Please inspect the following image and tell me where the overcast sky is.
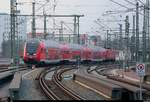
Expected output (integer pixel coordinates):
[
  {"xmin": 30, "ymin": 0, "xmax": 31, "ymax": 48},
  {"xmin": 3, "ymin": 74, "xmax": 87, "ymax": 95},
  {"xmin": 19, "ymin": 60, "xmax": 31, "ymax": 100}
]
[{"xmin": 0, "ymin": 0, "xmax": 146, "ymax": 38}]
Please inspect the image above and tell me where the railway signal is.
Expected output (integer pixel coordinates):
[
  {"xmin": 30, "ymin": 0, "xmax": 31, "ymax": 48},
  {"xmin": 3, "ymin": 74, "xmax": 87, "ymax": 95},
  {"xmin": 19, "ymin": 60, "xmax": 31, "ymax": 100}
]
[{"xmin": 136, "ymin": 63, "xmax": 145, "ymax": 77}]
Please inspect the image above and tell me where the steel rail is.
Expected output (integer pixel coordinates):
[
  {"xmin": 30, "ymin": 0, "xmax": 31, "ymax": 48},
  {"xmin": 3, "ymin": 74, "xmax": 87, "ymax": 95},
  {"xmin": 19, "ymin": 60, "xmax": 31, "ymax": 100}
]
[
  {"xmin": 39, "ymin": 69, "xmax": 60, "ymax": 100},
  {"xmin": 52, "ymin": 68, "xmax": 85, "ymax": 100},
  {"xmin": 39, "ymin": 66, "xmax": 85, "ymax": 100}
]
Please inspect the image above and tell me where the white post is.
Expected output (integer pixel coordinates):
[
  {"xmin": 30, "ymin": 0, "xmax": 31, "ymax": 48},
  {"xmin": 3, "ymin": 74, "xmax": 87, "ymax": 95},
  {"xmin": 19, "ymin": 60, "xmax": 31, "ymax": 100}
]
[
  {"xmin": 139, "ymin": 76, "xmax": 143, "ymax": 100},
  {"xmin": 122, "ymin": 61, "xmax": 124, "ymax": 78}
]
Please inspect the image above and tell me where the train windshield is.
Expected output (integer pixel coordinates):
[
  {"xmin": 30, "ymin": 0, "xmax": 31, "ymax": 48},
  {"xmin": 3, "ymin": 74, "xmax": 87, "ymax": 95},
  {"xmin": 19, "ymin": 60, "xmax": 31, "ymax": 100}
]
[{"xmin": 26, "ymin": 41, "xmax": 39, "ymax": 55}]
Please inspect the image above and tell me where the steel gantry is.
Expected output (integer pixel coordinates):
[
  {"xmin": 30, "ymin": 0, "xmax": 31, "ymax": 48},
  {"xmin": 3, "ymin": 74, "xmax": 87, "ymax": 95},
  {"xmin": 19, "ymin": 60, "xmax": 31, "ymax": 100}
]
[
  {"xmin": 18, "ymin": 14, "xmax": 83, "ymax": 44},
  {"xmin": 130, "ymin": 15, "xmax": 136, "ymax": 61}
]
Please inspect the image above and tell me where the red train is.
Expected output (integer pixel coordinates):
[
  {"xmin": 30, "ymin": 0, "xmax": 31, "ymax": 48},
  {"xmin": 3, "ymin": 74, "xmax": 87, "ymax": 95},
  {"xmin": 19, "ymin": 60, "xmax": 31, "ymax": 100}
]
[{"xmin": 23, "ymin": 39, "xmax": 117, "ymax": 65}]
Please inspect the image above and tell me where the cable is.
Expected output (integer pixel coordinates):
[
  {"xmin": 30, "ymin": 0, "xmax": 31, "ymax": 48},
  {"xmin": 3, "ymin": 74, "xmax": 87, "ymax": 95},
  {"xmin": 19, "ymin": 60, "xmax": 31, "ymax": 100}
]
[
  {"xmin": 109, "ymin": 0, "xmax": 150, "ymax": 19},
  {"xmin": 103, "ymin": 8, "xmax": 136, "ymax": 16},
  {"xmin": 94, "ymin": 20, "xmax": 112, "ymax": 30},
  {"xmin": 137, "ymin": 0, "xmax": 145, "ymax": 5},
  {"xmin": 35, "ymin": 2, "xmax": 50, "ymax": 13},
  {"xmin": 109, "ymin": 0, "xmax": 130, "ymax": 9},
  {"xmin": 124, "ymin": 0, "xmax": 136, "ymax": 6},
  {"xmin": 63, "ymin": 22, "xmax": 74, "ymax": 33}
]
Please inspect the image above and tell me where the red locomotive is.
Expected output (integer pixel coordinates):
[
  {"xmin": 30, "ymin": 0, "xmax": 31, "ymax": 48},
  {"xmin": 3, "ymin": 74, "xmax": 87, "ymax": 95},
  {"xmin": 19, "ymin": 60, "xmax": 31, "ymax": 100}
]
[{"xmin": 23, "ymin": 38, "xmax": 117, "ymax": 65}]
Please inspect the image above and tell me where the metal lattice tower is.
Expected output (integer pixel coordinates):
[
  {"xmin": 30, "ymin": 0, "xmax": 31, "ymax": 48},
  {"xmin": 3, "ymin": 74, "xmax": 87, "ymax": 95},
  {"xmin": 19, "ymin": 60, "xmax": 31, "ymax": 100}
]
[
  {"xmin": 125, "ymin": 16, "xmax": 130, "ymax": 51},
  {"xmin": 73, "ymin": 15, "xmax": 81, "ymax": 44},
  {"xmin": 143, "ymin": 5, "xmax": 147, "ymax": 62},
  {"xmin": 106, "ymin": 30, "xmax": 111, "ymax": 48},
  {"xmin": 43, "ymin": 10, "xmax": 47, "ymax": 39},
  {"xmin": 146, "ymin": 0, "xmax": 150, "ymax": 61},
  {"xmin": 119, "ymin": 24, "xmax": 123, "ymax": 50},
  {"xmin": 10, "ymin": 0, "xmax": 17, "ymax": 64},
  {"xmin": 125, "ymin": 15, "xmax": 130, "ymax": 68},
  {"xmin": 77, "ymin": 16, "xmax": 80, "ymax": 44},
  {"xmin": 73, "ymin": 16, "xmax": 77, "ymax": 43},
  {"xmin": 131, "ymin": 15, "xmax": 136, "ymax": 61},
  {"xmin": 32, "ymin": 1, "xmax": 36, "ymax": 38},
  {"xmin": 136, "ymin": 2, "xmax": 140, "ymax": 62}
]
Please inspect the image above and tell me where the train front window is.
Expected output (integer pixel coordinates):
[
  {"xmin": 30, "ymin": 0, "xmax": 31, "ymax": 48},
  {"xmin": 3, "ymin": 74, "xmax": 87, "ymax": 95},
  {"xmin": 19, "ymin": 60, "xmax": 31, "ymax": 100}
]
[{"xmin": 26, "ymin": 42, "xmax": 39, "ymax": 55}]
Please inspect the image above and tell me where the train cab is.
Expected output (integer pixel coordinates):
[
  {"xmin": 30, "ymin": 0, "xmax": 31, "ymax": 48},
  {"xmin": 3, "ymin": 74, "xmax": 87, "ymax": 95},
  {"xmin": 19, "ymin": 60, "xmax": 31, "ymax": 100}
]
[{"xmin": 23, "ymin": 39, "xmax": 41, "ymax": 64}]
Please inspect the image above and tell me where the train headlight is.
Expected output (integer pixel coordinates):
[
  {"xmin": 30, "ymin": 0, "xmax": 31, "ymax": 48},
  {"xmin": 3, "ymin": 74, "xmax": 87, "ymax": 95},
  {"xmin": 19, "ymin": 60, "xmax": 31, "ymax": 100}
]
[{"xmin": 33, "ymin": 53, "xmax": 36, "ymax": 56}]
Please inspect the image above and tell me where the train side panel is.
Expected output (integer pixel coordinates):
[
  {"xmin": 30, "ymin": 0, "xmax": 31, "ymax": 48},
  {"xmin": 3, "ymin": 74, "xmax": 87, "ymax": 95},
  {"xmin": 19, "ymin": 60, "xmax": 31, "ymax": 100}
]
[
  {"xmin": 82, "ymin": 47, "xmax": 92, "ymax": 61},
  {"xmin": 70, "ymin": 50, "xmax": 82, "ymax": 62},
  {"xmin": 60, "ymin": 44, "xmax": 72, "ymax": 61},
  {"xmin": 42, "ymin": 40, "xmax": 60, "ymax": 64}
]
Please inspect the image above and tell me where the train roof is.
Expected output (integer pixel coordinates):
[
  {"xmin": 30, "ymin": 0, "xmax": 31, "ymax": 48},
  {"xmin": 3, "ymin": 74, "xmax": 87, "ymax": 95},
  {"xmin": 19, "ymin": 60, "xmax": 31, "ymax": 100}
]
[
  {"xmin": 26, "ymin": 39, "xmax": 107, "ymax": 52},
  {"xmin": 68, "ymin": 43, "xmax": 82, "ymax": 50},
  {"xmin": 59, "ymin": 43, "xmax": 70, "ymax": 50},
  {"xmin": 27, "ymin": 38, "xmax": 40, "ymax": 43},
  {"xmin": 88, "ymin": 46, "xmax": 106, "ymax": 52},
  {"xmin": 43, "ymin": 40, "xmax": 60, "ymax": 48}
]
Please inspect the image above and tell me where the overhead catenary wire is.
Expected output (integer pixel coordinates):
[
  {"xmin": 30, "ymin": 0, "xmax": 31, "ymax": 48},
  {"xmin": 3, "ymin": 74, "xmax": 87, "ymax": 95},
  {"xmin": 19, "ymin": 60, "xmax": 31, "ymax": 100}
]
[
  {"xmin": 109, "ymin": 0, "xmax": 130, "ymax": 9},
  {"xmin": 109, "ymin": 0, "xmax": 150, "ymax": 19},
  {"xmin": 124, "ymin": 0, "xmax": 137, "ymax": 6},
  {"xmin": 94, "ymin": 20, "xmax": 112, "ymax": 31}
]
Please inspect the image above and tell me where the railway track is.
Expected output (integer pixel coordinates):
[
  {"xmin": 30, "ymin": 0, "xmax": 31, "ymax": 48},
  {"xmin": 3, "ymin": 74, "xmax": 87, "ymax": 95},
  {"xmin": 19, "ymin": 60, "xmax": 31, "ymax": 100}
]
[
  {"xmin": 0, "ymin": 65, "xmax": 29, "ymax": 102},
  {"xmin": 39, "ymin": 66, "xmax": 85, "ymax": 100},
  {"xmin": 74, "ymin": 65, "xmax": 125, "ymax": 100},
  {"xmin": 92, "ymin": 64, "xmax": 150, "ymax": 100},
  {"xmin": 0, "ymin": 65, "xmax": 27, "ymax": 73},
  {"xmin": 87, "ymin": 64, "xmax": 119, "ymax": 75},
  {"xmin": 107, "ymin": 75, "xmax": 150, "ymax": 100}
]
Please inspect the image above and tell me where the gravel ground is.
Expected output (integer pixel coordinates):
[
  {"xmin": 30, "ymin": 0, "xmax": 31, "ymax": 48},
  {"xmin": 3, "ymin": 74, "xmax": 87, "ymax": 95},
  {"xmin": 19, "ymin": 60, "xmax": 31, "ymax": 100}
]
[{"xmin": 61, "ymin": 69, "xmax": 107, "ymax": 100}]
